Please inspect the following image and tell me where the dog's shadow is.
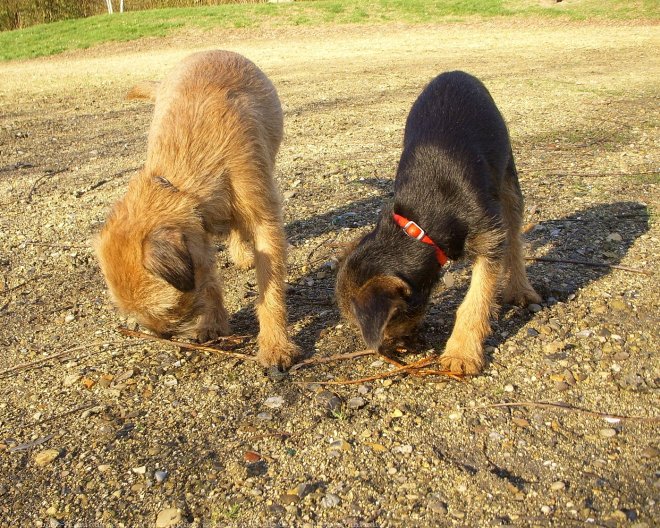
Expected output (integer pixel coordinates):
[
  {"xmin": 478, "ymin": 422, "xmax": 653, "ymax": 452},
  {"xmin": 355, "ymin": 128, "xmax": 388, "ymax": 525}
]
[{"xmin": 228, "ymin": 194, "xmax": 649, "ymax": 370}]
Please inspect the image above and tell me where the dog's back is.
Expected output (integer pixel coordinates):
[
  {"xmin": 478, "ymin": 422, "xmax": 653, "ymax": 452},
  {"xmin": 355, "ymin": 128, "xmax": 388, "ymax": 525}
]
[{"xmin": 394, "ymin": 71, "xmax": 513, "ymax": 259}]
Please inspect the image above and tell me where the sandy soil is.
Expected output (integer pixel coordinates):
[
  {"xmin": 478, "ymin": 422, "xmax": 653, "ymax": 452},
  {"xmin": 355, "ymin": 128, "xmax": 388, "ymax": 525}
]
[{"xmin": 1, "ymin": 19, "xmax": 659, "ymax": 527}]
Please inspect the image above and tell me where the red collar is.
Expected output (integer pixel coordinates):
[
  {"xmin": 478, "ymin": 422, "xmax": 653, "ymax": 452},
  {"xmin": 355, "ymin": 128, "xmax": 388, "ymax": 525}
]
[{"xmin": 392, "ymin": 213, "xmax": 449, "ymax": 267}]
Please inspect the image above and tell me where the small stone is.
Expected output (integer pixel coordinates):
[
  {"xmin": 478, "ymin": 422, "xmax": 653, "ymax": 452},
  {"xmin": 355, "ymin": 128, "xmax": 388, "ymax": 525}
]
[
  {"xmin": 550, "ymin": 481, "xmax": 566, "ymax": 491},
  {"xmin": 264, "ymin": 396, "xmax": 284, "ymax": 409},
  {"xmin": 503, "ymin": 384, "xmax": 514, "ymax": 393},
  {"xmin": 162, "ymin": 375, "xmax": 177, "ymax": 387},
  {"xmin": 364, "ymin": 442, "xmax": 387, "ymax": 452},
  {"xmin": 98, "ymin": 464, "xmax": 111, "ymax": 473},
  {"xmin": 280, "ymin": 493, "xmax": 299, "ymax": 505},
  {"xmin": 393, "ymin": 444, "xmax": 413, "ymax": 454},
  {"xmin": 641, "ymin": 446, "xmax": 659, "ymax": 459},
  {"xmin": 64, "ymin": 313, "xmax": 75, "ymax": 323},
  {"xmin": 154, "ymin": 470, "xmax": 168, "ymax": 483},
  {"xmin": 321, "ymin": 493, "xmax": 341, "ymax": 508},
  {"xmin": 600, "ymin": 428, "xmax": 617, "ymax": 438},
  {"xmin": 428, "ymin": 499, "xmax": 448, "ymax": 514},
  {"xmin": 512, "ymin": 418, "xmax": 530, "ymax": 428},
  {"xmin": 527, "ymin": 328, "xmax": 539, "ymax": 337},
  {"xmin": 347, "ymin": 397, "xmax": 365, "ymax": 409},
  {"xmin": 329, "ymin": 439, "xmax": 351, "ymax": 452},
  {"xmin": 610, "ymin": 299, "xmax": 627, "ymax": 311},
  {"xmin": 554, "ymin": 381, "xmax": 570, "ymax": 392},
  {"xmin": 132, "ymin": 465, "xmax": 146, "ymax": 475},
  {"xmin": 563, "ymin": 369, "xmax": 576, "ymax": 386},
  {"xmin": 316, "ymin": 390, "xmax": 342, "ymax": 413},
  {"xmin": 448, "ymin": 411, "xmax": 463, "ymax": 421},
  {"xmin": 266, "ymin": 367, "xmax": 288, "ymax": 382},
  {"xmin": 63, "ymin": 374, "xmax": 81, "ymax": 387},
  {"xmin": 282, "ymin": 190, "xmax": 296, "ymax": 200},
  {"xmin": 391, "ymin": 409, "xmax": 404, "ymax": 418},
  {"xmin": 34, "ymin": 449, "xmax": 60, "ymax": 466},
  {"xmin": 541, "ymin": 505, "xmax": 552, "ymax": 515},
  {"xmin": 244, "ymin": 451, "xmax": 262, "ymax": 462},
  {"xmin": 528, "ymin": 303, "xmax": 543, "ymax": 313},
  {"xmin": 155, "ymin": 507, "xmax": 181, "ymax": 528},
  {"xmin": 443, "ymin": 272, "xmax": 455, "ymax": 288},
  {"xmin": 606, "ymin": 232, "xmax": 622, "ymax": 242},
  {"xmin": 256, "ymin": 412, "xmax": 273, "ymax": 421},
  {"xmin": 357, "ymin": 385, "xmax": 369, "ymax": 395}
]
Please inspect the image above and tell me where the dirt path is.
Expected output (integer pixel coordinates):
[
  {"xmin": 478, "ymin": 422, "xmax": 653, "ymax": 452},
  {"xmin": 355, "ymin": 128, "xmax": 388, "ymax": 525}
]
[{"xmin": 1, "ymin": 20, "xmax": 659, "ymax": 527}]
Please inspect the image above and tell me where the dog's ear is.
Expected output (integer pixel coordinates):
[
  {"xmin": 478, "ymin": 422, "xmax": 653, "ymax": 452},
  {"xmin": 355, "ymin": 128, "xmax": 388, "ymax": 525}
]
[
  {"xmin": 351, "ymin": 275, "xmax": 410, "ymax": 350},
  {"xmin": 143, "ymin": 228, "xmax": 195, "ymax": 292}
]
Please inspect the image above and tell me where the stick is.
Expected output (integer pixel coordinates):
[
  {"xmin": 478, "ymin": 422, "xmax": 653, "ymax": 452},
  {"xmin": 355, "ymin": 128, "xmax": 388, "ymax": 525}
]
[
  {"xmin": 525, "ymin": 256, "xmax": 653, "ymax": 276},
  {"xmin": 0, "ymin": 274, "xmax": 52, "ymax": 296},
  {"xmin": 118, "ymin": 328, "xmax": 258, "ymax": 362},
  {"xmin": 294, "ymin": 356, "xmax": 461, "ymax": 385},
  {"xmin": 476, "ymin": 401, "xmax": 660, "ymax": 423},
  {"xmin": 289, "ymin": 349, "xmax": 377, "ymax": 372},
  {"xmin": 33, "ymin": 403, "xmax": 98, "ymax": 426},
  {"xmin": 0, "ymin": 342, "xmax": 103, "ymax": 377},
  {"xmin": 25, "ymin": 167, "xmax": 68, "ymax": 202}
]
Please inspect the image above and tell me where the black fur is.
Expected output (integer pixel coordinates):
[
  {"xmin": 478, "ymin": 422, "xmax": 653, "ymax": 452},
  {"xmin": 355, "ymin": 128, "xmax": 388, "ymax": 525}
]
[{"xmin": 337, "ymin": 70, "xmax": 517, "ymax": 350}]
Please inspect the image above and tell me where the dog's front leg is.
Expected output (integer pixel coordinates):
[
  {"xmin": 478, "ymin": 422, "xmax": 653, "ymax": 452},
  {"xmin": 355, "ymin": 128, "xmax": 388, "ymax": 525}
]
[
  {"xmin": 197, "ymin": 273, "xmax": 230, "ymax": 341},
  {"xmin": 252, "ymin": 222, "xmax": 300, "ymax": 368},
  {"xmin": 440, "ymin": 256, "xmax": 502, "ymax": 374}
]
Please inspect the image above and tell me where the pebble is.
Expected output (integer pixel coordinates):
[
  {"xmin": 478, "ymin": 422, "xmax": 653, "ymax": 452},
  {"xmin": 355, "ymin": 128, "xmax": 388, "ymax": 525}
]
[
  {"xmin": 528, "ymin": 303, "xmax": 543, "ymax": 313},
  {"xmin": 132, "ymin": 465, "xmax": 146, "ymax": 475},
  {"xmin": 34, "ymin": 449, "xmax": 60, "ymax": 466},
  {"xmin": 503, "ymin": 384, "xmax": 514, "ymax": 393},
  {"xmin": 347, "ymin": 397, "xmax": 366, "ymax": 409},
  {"xmin": 428, "ymin": 499, "xmax": 448, "ymax": 514},
  {"xmin": 256, "ymin": 412, "xmax": 273, "ymax": 421},
  {"xmin": 448, "ymin": 411, "xmax": 463, "ymax": 421},
  {"xmin": 266, "ymin": 367, "xmax": 288, "ymax": 382},
  {"xmin": 550, "ymin": 481, "xmax": 566, "ymax": 491},
  {"xmin": 393, "ymin": 444, "xmax": 413, "ymax": 454},
  {"xmin": 97, "ymin": 464, "xmax": 111, "ymax": 473},
  {"xmin": 541, "ymin": 505, "xmax": 552, "ymax": 514},
  {"xmin": 264, "ymin": 396, "xmax": 284, "ymax": 409},
  {"xmin": 63, "ymin": 373, "xmax": 81, "ymax": 387},
  {"xmin": 563, "ymin": 370, "xmax": 576, "ymax": 386},
  {"xmin": 316, "ymin": 390, "xmax": 342, "ymax": 413},
  {"xmin": 391, "ymin": 409, "xmax": 404, "ymax": 418},
  {"xmin": 357, "ymin": 385, "xmax": 369, "ymax": 395},
  {"xmin": 280, "ymin": 493, "xmax": 299, "ymax": 505},
  {"xmin": 527, "ymin": 328, "xmax": 539, "ymax": 337},
  {"xmin": 600, "ymin": 428, "xmax": 617, "ymax": 438},
  {"xmin": 321, "ymin": 493, "xmax": 341, "ymax": 508},
  {"xmin": 554, "ymin": 381, "xmax": 570, "ymax": 392},
  {"xmin": 329, "ymin": 439, "xmax": 351, "ymax": 452},
  {"xmin": 64, "ymin": 313, "xmax": 75, "ymax": 323},
  {"xmin": 154, "ymin": 470, "xmax": 168, "ymax": 483},
  {"xmin": 244, "ymin": 451, "xmax": 262, "ymax": 463},
  {"xmin": 162, "ymin": 375, "xmax": 177, "ymax": 388},
  {"xmin": 641, "ymin": 446, "xmax": 659, "ymax": 459},
  {"xmin": 155, "ymin": 508, "xmax": 181, "ymax": 528}
]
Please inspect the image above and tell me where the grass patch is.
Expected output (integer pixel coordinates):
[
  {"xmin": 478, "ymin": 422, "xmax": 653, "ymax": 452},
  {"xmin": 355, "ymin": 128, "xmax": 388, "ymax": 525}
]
[{"xmin": 0, "ymin": 0, "xmax": 657, "ymax": 61}]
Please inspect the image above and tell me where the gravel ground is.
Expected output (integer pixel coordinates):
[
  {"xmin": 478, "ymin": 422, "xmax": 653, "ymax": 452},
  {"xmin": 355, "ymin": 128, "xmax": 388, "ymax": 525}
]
[{"xmin": 0, "ymin": 19, "xmax": 659, "ymax": 528}]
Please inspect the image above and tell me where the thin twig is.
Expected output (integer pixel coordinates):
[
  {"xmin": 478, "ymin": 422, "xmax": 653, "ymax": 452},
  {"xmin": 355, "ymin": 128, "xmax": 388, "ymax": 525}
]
[
  {"xmin": 525, "ymin": 256, "xmax": 653, "ymax": 276},
  {"xmin": 25, "ymin": 167, "xmax": 69, "ymax": 203},
  {"xmin": 118, "ymin": 328, "xmax": 258, "ymax": 362},
  {"xmin": 289, "ymin": 349, "xmax": 377, "ymax": 372},
  {"xmin": 293, "ymin": 355, "xmax": 461, "ymax": 385},
  {"xmin": 476, "ymin": 401, "xmax": 660, "ymax": 423},
  {"xmin": 0, "ymin": 274, "xmax": 52, "ymax": 296},
  {"xmin": 34, "ymin": 403, "xmax": 98, "ymax": 426},
  {"xmin": 0, "ymin": 342, "xmax": 105, "ymax": 377}
]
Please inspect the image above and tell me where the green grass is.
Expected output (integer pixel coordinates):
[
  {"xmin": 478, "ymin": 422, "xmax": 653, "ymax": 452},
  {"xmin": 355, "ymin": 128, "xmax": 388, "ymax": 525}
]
[{"xmin": 1, "ymin": 0, "xmax": 657, "ymax": 61}]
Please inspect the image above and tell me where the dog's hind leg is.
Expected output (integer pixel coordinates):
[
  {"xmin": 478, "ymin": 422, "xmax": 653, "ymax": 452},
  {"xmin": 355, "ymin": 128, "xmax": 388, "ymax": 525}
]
[
  {"xmin": 228, "ymin": 226, "xmax": 254, "ymax": 270},
  {"xmin": 440, "ymin": 254, "xmax": 502, "ymax": 375},
  {"xmin": 501, "ymin": 157, "xmax": 542, "ymax": 306}
]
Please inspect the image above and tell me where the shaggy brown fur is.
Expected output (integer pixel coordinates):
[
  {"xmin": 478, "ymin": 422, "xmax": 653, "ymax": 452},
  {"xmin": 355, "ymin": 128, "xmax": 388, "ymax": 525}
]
[
  {"xmin": 336, "ymin": 71, "xmax": 541, "ymax": 375},
  {"xmin": 95, "ymin": 50, "xmax": 299, "ymax": 368}
]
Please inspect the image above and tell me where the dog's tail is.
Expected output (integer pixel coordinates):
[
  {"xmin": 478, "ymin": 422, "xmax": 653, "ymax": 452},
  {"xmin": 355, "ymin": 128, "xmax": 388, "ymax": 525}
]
[{"xmin": 126, "ymin": 81, "xmax": 159, "ymax": 102}]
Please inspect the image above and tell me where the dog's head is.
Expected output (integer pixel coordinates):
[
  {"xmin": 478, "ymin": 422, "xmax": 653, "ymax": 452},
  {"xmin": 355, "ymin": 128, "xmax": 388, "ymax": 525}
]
[
  {"xmin": 336, "ymin": 235, "xmax": 428, "ymax": 350},
  {"xmin": 95, "ymin": 200, "xmax": 201, "ymax": 337}
]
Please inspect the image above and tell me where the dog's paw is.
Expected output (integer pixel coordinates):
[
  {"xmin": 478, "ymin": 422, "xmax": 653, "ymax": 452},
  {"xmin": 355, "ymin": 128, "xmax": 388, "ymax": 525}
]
[
  {"xmin": 503, "ymin": 285, "xmax": 542, "ymax": 306},
  {"xmin": 257, "ymin": 338, "xmax": 301, "ymax": 369},
  {"xmin": 196, "ymin": 320, "xmax": 230, "ymax": 343},
  {"xmin": 439, "ymin": 352, "xmax": 484, "ymax": 375}
]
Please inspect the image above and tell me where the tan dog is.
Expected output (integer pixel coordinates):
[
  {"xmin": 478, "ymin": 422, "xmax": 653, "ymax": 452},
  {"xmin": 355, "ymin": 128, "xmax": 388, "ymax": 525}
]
[{"xmin": 95, "ymin": 50, "xmax": 299, "ymax": 368}]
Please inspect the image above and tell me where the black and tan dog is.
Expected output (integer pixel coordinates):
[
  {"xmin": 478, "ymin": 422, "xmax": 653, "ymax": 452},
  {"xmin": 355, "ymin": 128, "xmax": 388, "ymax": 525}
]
[{"xmin": 336, "ymin": 71, "xmax": 541, "ymax": 374}]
